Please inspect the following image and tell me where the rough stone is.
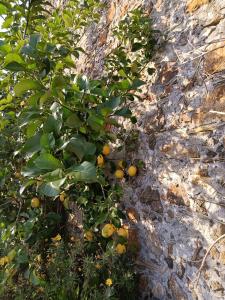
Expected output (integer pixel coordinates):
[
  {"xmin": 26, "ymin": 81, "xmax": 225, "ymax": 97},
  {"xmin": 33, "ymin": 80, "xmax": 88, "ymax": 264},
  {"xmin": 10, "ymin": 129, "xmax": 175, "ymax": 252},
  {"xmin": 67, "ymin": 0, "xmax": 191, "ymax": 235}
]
[
  {"xmin": 166, "ymin": 184, "xmax": 190, "ymax": 206},
  {"xmin": 186, "ymin": 0, "xmax": 210, "ymax": 13},
  {"xmin": 168, "ymin": 273, "xmax": 188, "ymax": 300},
  {"xmin": 126, "ymin": 207, "xmax": 139, "ymax": 223},
  {"xmin": 152, "ymin": 282, "xmax": 165, "ymax": 299},
  {"xmin": 204, "ymin": 46, "xmax": 225, "ymax": 74}
]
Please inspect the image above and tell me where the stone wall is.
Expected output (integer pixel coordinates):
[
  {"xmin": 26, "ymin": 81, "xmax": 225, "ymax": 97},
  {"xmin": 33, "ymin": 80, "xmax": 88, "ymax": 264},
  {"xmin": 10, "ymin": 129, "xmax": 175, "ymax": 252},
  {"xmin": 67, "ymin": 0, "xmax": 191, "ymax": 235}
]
[{"xmin": 78, "ymin": 0, "xmax": 225, "ymax": 299}]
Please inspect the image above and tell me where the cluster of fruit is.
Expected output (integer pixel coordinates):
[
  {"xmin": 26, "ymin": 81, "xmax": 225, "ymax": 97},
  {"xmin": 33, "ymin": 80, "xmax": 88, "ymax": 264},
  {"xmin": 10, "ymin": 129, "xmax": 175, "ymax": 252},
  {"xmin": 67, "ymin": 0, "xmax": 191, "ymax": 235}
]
[
  {"xmin": 97, "ymin": 144, "xmax": 138, "ymax": 179},
  {"xmin": 85, "ymin": 223, "xmax": 128, "ymax": 255}
]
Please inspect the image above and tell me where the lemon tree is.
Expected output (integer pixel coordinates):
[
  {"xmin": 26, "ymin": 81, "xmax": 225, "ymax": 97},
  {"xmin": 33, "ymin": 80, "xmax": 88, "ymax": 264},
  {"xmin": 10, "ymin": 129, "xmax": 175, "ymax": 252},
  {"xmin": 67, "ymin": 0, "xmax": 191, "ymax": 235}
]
[{"xmin": 0, "ymin": 1, "xmax": 157, "ymax": 299}]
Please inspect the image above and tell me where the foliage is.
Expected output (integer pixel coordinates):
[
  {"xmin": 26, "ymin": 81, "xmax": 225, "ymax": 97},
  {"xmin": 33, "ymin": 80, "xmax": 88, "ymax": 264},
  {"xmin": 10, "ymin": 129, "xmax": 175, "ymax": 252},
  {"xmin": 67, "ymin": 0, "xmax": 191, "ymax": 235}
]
[{"xmin": 0, "ymin": 1, "xmax": 157, "ymax": 299}]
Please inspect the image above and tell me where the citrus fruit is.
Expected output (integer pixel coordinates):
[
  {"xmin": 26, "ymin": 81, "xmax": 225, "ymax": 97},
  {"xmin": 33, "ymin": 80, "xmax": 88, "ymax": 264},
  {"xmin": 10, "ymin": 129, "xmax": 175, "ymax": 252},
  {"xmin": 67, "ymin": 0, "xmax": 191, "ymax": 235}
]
[
  {"xmin": 116, "ymin": 243, "xmax": 126, "ymax": 254},
  {"xmin": 127, "ymin": 165, "xmax": 137, "ymax": 177},
  {"xmin": 59, "ymin": 192, "xmax": 66, "ymax": 202},
  {"xmin": 117, "ymin": 227, "xmax": 128, "ymax": 239},
  {"xmin": 102, "ymin": 144, "xmax": 110, "ymax": 156},
  {"xmin": 84, "ymin": 230, "xmax": 93, "ymax": 241},
  {"xmin": 105, "ymin": 278, "xmax": 113, "ymax": 286},
  {"xmin": 101, "ymin": 224, "xmax": 115, "ymax": 238},
  {"xmin": 97, "ymin": 154, "xmax": 104, "ymax": 166},
  {"xmin": 114, "ymin": 169, "xmax": 124, "ymax": 179},
  {"xmin": 31, "ymin": 197, "xmax": 40, "ymax": 208}
]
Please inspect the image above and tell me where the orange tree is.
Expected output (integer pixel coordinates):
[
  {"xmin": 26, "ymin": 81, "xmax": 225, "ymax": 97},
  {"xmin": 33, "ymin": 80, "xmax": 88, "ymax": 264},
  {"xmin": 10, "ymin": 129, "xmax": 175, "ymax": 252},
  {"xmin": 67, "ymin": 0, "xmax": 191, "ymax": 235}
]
[{"xmin": 0, "ymin": 1, "xmax": 157, "ymax": 299}]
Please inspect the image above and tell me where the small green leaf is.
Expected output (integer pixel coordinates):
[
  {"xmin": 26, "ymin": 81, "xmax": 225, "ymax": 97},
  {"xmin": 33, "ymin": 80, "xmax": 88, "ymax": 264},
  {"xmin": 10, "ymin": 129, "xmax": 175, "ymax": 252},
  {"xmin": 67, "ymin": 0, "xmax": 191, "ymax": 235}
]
[
  {"xmin": 22, "ymin": 133, "xmax": 41, "ymax": 155},
  {"xmin": 131, "ymin": 79, "xmax": 145, "ymax": 89},
  {"xmin": 147, "ymin": 67, "xmax": 156, "ymax": 75},
  {"xmin": 114, "ymin": 107, "xmax": 132, "ymax": 117},
  {"xmin": 29, "ymin": 33, "xmax": 41, "ymax": 49},
  {"xmin": 43, "ymin": 115, "xmax": 62, "ymax": 135},
  {"xmin": 87, "ymin": 114, "xmax": 104, "ymax": 131},
  {"xmin": 0, "ymin": 3, "xmax": 7, "ymax": 15},
  {"xmin": 20, "ymin": 180, "xmax": 36, "ymax": 195},
  {"xmin": 67, "ymin": 161, "xmax": 97, "ymax": 182},
  {"xmin": 14, "ymin": 80, "xmax": 43, "ymax": 97},
  {"xmin": 4, "ymin": 62, "xmax": 25, "ymax": 71},
  {"xmin": 40, "ymin": 133, "xmax": 55, "ymax": 150},
  {"xmin": 65, "ymin": 114, "xmax": 82, "ymax": 128},
  {"xmin": 38, "ymin": 178, "xmax": 66, "ymax": 197},
  {"xmin": 34, "ymin": 153, "xmax": 63, "ymax": 171}
]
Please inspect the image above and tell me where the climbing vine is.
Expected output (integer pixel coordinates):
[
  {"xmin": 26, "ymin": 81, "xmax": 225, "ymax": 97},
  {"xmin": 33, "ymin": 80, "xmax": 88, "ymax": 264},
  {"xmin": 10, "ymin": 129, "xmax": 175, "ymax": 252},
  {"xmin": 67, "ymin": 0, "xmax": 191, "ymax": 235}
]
[{"xmin": 0, "ymin": 1, "xmax": 157, "ymax": 299}]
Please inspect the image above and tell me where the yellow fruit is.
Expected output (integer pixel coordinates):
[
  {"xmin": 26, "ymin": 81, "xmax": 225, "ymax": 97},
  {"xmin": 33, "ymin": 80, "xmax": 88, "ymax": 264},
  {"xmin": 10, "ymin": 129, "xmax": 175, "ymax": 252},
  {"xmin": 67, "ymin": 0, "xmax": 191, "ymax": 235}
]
[
  {"xmin": 0, "ymin": 256, "xmax": 9, "ymax": 266},
  {"xmin": 102, "ymin": 144, "xmax": 110, "ymax": 156},
  {"xmin": 116, "ymin": 243, "xmax": 126, "ymax": 255},
  {"xmin": 95, "ymin": 263, "xmax": 101, "ymax": 269},
  {"xmin": 84, "ymin": 230, "xmax": 93, "ymax": 241},
  {"xmin": 117, "ymin": 160, "xmax": 125, "ymax": 169},
  {"xmin": 51, "ymin": 234, "xmax": 61, "ymax": 242},
  {"xmin": 127, "ymin": 165, "xmax": 137, "ymax": 177},
  {"xmin": 97, "ymin": 154, "xmax": 104, "ymax": 166},
  {"xmin": 114, "ymin": 169, "xmax": 124, "ymax": 179},
  {"xmin": 117, "ymin": 228, "xmax": 128, "ymax": 239},
  {"xmin": 31, "ymin": 197, "xmax": 40, "ymax": 208},
  {"xmin": 105, "ymin": 278, "xmax": 113, "ymax": 286},
  {"xmin": 101, "ymin": 224, "xmax": 115, "ymax": 238},
  {"xmin": 59, "ymin": 192, "xmax": 66, "ymax": 202},
  {"xmin": 14, "ymin": 172, "xmax": 21, "ymax": 179}
]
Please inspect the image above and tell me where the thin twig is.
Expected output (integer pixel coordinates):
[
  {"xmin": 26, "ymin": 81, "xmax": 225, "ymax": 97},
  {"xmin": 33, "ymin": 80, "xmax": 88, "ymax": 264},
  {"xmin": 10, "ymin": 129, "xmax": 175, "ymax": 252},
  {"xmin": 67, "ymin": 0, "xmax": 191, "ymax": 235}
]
[
  {"xmin": 193, "ymin": 234, "xmax": 225, "ymax": 287},
  {"xmin": 23, "ymin": 0, "xmax": 31, "ymax": 39}
]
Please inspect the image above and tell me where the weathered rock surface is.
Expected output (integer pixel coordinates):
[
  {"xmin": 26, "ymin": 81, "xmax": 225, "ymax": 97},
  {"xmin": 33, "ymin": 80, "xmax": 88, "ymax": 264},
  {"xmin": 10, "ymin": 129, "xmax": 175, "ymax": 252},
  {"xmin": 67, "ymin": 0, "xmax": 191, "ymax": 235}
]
[{"xmin": 78, "ymin": 0, "xmax": 225, "ymax": 299}]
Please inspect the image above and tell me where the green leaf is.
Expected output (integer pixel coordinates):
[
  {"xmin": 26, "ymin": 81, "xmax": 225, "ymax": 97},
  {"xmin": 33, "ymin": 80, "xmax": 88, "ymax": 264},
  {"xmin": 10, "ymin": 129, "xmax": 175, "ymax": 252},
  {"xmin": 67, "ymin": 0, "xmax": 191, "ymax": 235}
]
[
  {"xmin": 22, "ymin": 133, "xmax": 41, "ymax": 155},
  {"xmin": 147, "ymin": 67, "xmax": 156, "ymax": 75},
  {"xmin": 14, "ymin": 80, "xmax": 43, "ymax": 97},
  {"xmin": 5, "ymin": 53, "xmax": 24, "ymax": 65},
  {"xmin": 87, "ymin": 114, "xmax": 104, "ymax": 131},
  {"xmin": 4, "ymin": 62, "xmax": 25, "ymax": 71},
  {"xmin": 131, "ymin": 42, "xmax": 143, "ymax": 52},
  {"xmin": 67, "ymin": 161, "xmax": 97, "ymax": 182},
  {"xmin": 40, "ymin": 133, "xmax": 55, "ymax": 150},
  {"xmin": 41, "ymin": 169, "xmax": 64, "ymax": 182},
  {"xmin": 65, "ymin": 114, "xmax": 82, "ymax": 128},
  {"xmin": 29, "ymin": 33, "xmax": 41, "ymax": 49},
  {"xmin": 65, "ymin": 136, "xmax": 96, "ymax": 160},
  {"xmin": 34, "ymin": 153, "xmax": 63, "ymax": 171},
  {"xmin": 2, "ymin": 16, "xmax": 13, "ymax": 28},
  {"xmin": 20, "ymin": 180, "xmax": 36, "ymax": 195},
  {"xmin": 38, "ymin": 178, "xmax": 66, "ymax": 197},
  {"xmin": 114, "ymin": 107, "xmax": 132, "ymax": 117},
  {"xmin": 0, "ymin": 3, "xmax": 7, "ymax": 15},
  {"xmin": 131, "ymin": 79, "xmax": 145, "ymax": 89},
  {"xmin": 118, "ymin": 79, "xmax": 130, "ymax": 91},
  {"xmin": 43, "ymin": 115, "xmax": 62, "ymax": 135},
  {"xmin": 100, "ymin": 97, "xmax": 121, "ymax": 111}
]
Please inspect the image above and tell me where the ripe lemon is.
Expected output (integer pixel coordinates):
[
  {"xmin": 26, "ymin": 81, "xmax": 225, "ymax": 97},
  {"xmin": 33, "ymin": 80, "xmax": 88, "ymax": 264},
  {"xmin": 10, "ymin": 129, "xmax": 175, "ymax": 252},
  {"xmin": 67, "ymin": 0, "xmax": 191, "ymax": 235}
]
[
  {"xmin": 105, "ymin": 278, "xmax": 113, "ymax": 286},
  {"xmin": 14, "ymin": 172, "xmax": 21, "ymax": 179},
  {"xmin": 59, "ymin": 192, "xmax": 66, "ymax": 202},
  {"xmin": 102, "ymin": 144, "xmax": 110, "ymax": 156},
  {"xmin": 31, "ymin": 197, "xmax": 40, "ymax": 208},
  {"xmin": 95, "ymin": 263, "xmax": 102, "ymax": 270},
  {"xmin": 97, "ymin": 154, "xmax": 104, "ymax": 166},
  {"xmin": 51, "ymin": 234, "xmax": 61, "ymax": 242},
  {"xmin": 116, "ymin": 243, "xmax": 126, "ymax": 254},
  {"xmin": 117, "ymin": 228, "xmax": 128, "ymax": 239},
  {"xmin": 127, "ymin": 165, "xmax": 137, "ymax": 177},
  {"xmin": 114, "ymin": 169, "xmax": 124, "ymax": 179},
  {"xmin": 102, "ymin": 224, "xmax": 115, "ymax": 238},
  {"xmin": 84, "ymin": 230, "xmax": 93, "ymax": 241}
]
